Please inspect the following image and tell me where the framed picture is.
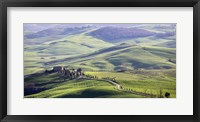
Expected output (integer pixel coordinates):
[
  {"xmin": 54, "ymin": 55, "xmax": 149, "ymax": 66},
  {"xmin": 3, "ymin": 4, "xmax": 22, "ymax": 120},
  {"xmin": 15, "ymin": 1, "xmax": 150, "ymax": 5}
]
[{"xmin": 0, "ymin": 0, "xmax": 199, "ymax": 121}]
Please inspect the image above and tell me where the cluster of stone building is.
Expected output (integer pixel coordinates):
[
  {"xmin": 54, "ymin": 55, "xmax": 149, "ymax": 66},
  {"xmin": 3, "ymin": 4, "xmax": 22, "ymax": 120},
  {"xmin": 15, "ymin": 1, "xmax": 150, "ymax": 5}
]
[{"xmin": 46, "ymin": 66, "xmax": 83, "ymax": 79}]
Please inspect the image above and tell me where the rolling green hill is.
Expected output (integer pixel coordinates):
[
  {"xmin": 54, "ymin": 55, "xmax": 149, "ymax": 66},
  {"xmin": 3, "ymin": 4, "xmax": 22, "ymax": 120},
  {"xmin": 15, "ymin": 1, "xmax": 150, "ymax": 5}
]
[
  {"xmin": 25, "ymin": 75, "xmax": 144, "ymax": 98},
  {"xmin": 154, "ymin": 41, "xmax": 176, "ymax": 48},
  {"xmin": 24, "ymin": 69, "xmax": 176, "ymax": 98},
  {"xmin": 24, "ymin": 30, "xmax": 114, "ymax": 74},
  {"xmin": 45, "ymin": 44, "xmax": 176, "ymax": 71}
]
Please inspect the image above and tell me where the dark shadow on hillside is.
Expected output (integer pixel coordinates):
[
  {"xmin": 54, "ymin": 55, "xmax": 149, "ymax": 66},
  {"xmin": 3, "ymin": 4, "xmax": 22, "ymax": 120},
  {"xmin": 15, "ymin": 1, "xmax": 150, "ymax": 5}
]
[
  {"xmin": 24, "ymin": 88, "xmax": 48, "ymax": 96},
  {"xmin": 58, "ymin": 89, "xmax": 115, "ymax": 98}
]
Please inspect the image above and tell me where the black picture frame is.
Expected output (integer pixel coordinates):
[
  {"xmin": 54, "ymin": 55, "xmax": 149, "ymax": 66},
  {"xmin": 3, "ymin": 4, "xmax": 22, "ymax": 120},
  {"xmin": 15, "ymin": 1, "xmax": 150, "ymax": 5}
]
[{"xmin": 0, "ymin": 0, "xmax": 199, "ymax": 122}]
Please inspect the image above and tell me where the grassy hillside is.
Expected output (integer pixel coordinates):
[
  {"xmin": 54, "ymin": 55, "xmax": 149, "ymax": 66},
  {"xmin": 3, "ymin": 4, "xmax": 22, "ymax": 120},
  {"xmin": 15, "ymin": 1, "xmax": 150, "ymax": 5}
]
[
  {"xmin": 25, "ymin": 75, "xmax": 144, "ymax": 98},
  {"xmin": 25, "ymin": 69, "xmax": 176, "ymax": 98},
  {"xmin": 88, "ymin": 27, "xmax": 155, "ymax": 42},
  {"xmin": 85, "ymin": 69, "xmax": 176, "ymax": 98},
  {"xmin": 24, "ymin": 30, "xmax": 114, "ymax": 75},
  {"xmin": 154, "ymin": 41, "xmax": 176, "ymax": 48},
  {"xmin": 45, "ymin": 44, "xmax": 176, "ymax": 71}
]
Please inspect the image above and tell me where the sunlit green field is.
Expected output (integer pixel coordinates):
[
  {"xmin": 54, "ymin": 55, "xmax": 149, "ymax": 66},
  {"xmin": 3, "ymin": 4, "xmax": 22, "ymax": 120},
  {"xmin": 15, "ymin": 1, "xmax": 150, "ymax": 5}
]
[
  {"xmin": 27, "ymin": 82, "xmax": 144, "ymax": 98},
  {"xmin": 85, "ymin": 70, "xmax": 176, "ymax": 98},
  {"xmin": 25, "ymin": 69, "xmax": 176, "ymax": 98}
]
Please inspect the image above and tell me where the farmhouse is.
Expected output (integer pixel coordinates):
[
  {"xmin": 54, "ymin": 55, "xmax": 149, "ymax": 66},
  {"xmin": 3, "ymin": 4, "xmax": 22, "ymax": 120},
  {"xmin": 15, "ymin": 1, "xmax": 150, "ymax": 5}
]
[
  {"xmin": 53, "ymin": 66, "xmax": 62, "ymax": 72},
  {"xmin": 50, "ymin": 66, "xmax": 83, "ymax": 79},
  {"xmin": 63, "ymin": 68, "xmax": 71, "ymax": 76}
]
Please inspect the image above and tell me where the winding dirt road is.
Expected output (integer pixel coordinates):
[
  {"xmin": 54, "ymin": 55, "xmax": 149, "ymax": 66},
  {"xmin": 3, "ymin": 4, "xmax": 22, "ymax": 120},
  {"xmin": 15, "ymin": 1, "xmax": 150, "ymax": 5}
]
[
  {"xmin": 105, "ymin": 79, "xmax": 156, "ymax": 97},
  {"xmin": 88, "ymin": 78, "xmax": 157, "ymax": 97}
]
